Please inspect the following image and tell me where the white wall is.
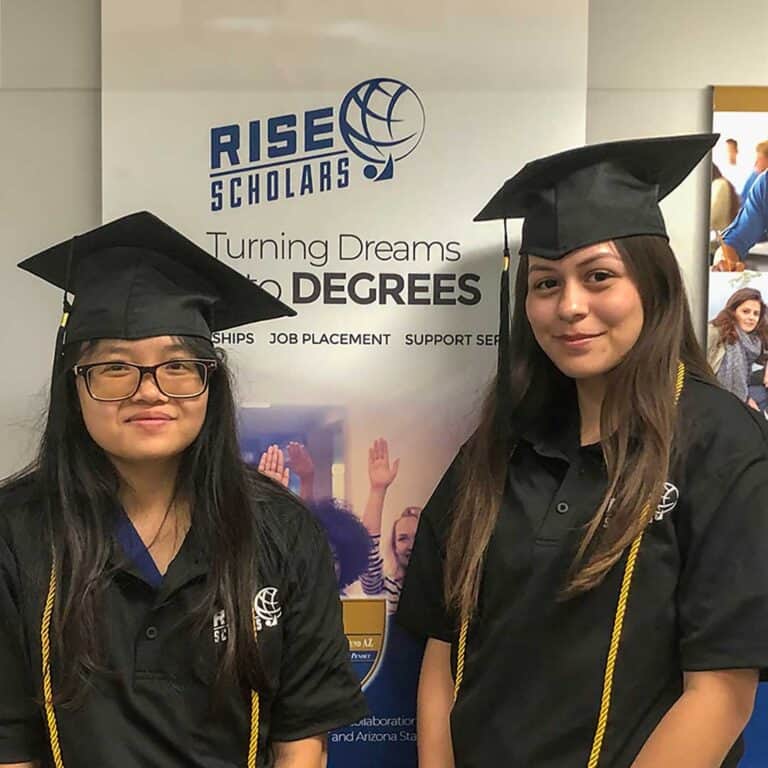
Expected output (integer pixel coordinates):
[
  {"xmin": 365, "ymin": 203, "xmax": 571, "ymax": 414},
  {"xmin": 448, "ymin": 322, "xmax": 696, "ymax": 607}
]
[
  {"xmin": 0, "ymin": 0, "xmax": 101, "ymax": 477},
  {"xmin": 586, "ymin": 0, "xmax": 768, "ymax": 333}
]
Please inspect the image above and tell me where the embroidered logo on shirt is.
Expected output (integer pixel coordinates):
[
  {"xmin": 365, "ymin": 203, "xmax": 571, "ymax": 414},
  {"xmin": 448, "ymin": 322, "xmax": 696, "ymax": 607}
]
[
  {"xmin": 254, "ymin": 586, "xmax": 282, "ymax": 631},
  {"xmin": 653, "ymin": 482, "xmax": 679, "ymax": 521},
  {"xmin": 212, "ymin": 608, "xmax": 229, "ymax": 644}
]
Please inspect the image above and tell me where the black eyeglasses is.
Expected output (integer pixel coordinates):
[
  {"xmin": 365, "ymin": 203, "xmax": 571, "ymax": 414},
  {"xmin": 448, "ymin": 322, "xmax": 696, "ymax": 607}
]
[{"xmin": 73, "ymin": 359, "xmax": 218, "ymax": 402}]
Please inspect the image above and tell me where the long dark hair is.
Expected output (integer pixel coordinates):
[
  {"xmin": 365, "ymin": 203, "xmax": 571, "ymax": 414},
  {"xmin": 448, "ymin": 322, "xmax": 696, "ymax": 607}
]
[
  {"xmin": 1, "ymin": 335, "xmax": 296, "ymax": 702},
  {"xmin": 712, "ymin": 287, "xmax": 768, "ymax": 347},
  {"xmin": 445, "ymin": 235, "xmax": 716, "ymax": 620},
  {"xmin": 308, "ymin": 497, "xmax": 370, "ymax": 589}
]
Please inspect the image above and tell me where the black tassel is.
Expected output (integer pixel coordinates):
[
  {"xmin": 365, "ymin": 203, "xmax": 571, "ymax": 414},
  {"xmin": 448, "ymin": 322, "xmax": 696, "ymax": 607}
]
[
  {"xmin": 50, "ymin": 236, "xmax": 76, "ymax": 383},
  {"xmin": 495, "ymin": 220, "xmax": 511, "ymax": 446},
  {"xmin": 50, "ymin": 298, "xmax": 72, "ymax": 387}
]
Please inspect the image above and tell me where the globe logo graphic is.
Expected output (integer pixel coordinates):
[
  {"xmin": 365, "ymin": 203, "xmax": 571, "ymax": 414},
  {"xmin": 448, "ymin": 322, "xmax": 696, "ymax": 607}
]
[
  {"xmin": 654, "ymin": 482, "xmax": 679, "ymax": 520},
  {"xmin": 254, "ymin": 586, "xmax": 282, "ymax": 626},
  {"xmin": 339, "ymin": 78, "xmax": 426, "ymax": 181}
]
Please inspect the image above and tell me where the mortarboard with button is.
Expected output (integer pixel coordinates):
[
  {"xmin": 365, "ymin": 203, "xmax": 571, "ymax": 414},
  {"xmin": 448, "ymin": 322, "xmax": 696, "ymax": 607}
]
[
  {"xmin": 473, "ymin": 133, "xmax": 719, "ymax": 440},
  {"xmin": 17, "ymin": 211, "xmax": 296, "ymax": 372}
]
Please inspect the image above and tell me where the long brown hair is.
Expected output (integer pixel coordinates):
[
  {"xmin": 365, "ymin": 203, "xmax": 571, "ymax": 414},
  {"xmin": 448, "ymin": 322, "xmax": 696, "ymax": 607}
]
[
  {"xmin": 444, "ymin": 235, "xmax": 715, "ymax": 620},
  {"xmin": 711, "ymin": 164, "xmax": 740, "ymax": 224},
  {"xmin": 712, "ymin": 287, "xmax": 768, "ymax": 347}
]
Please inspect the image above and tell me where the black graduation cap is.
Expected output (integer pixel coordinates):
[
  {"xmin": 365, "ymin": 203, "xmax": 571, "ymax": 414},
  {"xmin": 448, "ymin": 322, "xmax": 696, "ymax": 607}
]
[
  {"xmin": 18, "ymin": 211, "xmax": 296, "ymax": 364},
  {"xmin": 475, "ymin": 133, "xmax": 718, "ymax": 257},
  {"xmin": 474, "ymin": 133, "xmax": 718, "ymax": 439}
]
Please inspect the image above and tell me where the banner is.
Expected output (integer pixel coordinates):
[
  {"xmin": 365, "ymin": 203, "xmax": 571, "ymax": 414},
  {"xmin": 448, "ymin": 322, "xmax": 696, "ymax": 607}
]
[
  {"xmin": 102, "ymin": 2, "xmax": 589, "ymax": 764},
  {"xmin": 707, "ymin": 85, "xmax": 768, "ymax": 766}
]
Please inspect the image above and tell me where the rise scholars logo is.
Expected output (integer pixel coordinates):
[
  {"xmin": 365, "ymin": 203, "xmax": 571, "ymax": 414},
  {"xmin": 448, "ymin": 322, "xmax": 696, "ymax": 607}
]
[{"xmin": 209, "ymin": 78, "xmax": 425, "ymax": 211}]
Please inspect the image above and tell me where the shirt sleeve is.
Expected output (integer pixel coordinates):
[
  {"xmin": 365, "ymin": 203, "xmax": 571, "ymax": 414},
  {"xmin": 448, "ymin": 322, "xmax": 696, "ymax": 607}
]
[
  {"xmin": 677, "ymin": 449, "xmax": 768, "ymax": 680},
  {"xmin": 360, "ymin": 534, "xmax": 384, "ymax": 596},
  {"xmin": 270, "ymin": 515, "xmax": 368, "ymax": 741},
  {"xmin": 0, "ymin": 533, "xmax": 44, "ymax": 762},
  {"xmin": 741, "ymin": 170, "xmax": 758, "ymax": 200},
  {"xmin": 723, "ymin": 170, "xmax": 768, "ymax": 258},
  {"xmin": 396, "ymin": 453, "xmax": 460, "ymax": 643}
]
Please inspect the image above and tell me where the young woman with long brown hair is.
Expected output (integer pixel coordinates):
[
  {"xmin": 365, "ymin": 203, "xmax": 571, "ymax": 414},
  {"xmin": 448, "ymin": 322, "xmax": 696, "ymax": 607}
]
[
  {"xmin": 707, "ymin": 287, "xmax": 768, "ymax": 410},
  {"xmin": 398, "ymin": 135, "xmax": 768, "ymax": 767}
]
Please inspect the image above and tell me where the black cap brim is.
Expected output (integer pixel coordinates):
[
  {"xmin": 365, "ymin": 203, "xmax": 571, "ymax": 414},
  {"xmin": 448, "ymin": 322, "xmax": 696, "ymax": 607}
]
[
  {"xmin": 474, "ymin": 133, "xmax": 718, "ymax": 222},
  {"xmin": 18, "ymin": 211, "xmax": 296, "ymax": 338}
]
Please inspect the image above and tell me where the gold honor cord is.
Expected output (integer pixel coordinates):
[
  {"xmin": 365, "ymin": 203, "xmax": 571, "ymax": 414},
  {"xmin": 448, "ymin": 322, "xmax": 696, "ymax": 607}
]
[
  {"xmin": 41, "ymin": 560, "xmax": 262, "ymax": 767},
  {"xmin": 41, "ymin": 562, "xmax": 63, "ymax": 768},
  {"xmin": 453, "ymin": 362, "xmax": 686, "ymax": 768},
  {"xmin": 248, "ymin": 611, "xmax": 261, "ymax": 768}
]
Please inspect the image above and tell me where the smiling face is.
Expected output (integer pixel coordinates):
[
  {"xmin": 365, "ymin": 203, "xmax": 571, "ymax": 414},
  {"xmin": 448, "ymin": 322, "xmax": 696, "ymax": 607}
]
[
  {"xmin": 392, "ymin": 511, "xmax": 419, "ymax": 570},
  {"xmin": 524, "ymin": 241, "xmax": 645, "ymax": 381},
  {"xmin": 75, "ymin": 336, "xmax": 210, "ymax": 467},
  {"xmin": 734, "ymin": 299, "xmax": 762, "ymax": 333}
]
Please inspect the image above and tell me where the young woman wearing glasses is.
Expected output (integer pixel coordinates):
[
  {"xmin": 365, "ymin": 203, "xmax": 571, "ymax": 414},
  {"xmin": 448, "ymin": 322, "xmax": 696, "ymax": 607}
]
[{"xmin": 0, "ymin": 212, "xmax": 366, "ymax": 768}]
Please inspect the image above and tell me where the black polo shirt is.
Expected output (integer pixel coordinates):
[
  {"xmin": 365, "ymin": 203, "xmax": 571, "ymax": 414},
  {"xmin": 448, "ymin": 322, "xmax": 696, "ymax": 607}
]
[
  {"xmin": 398, "ymin": 375, "xmax": 768, "ymax": 768},
  {"xmin": 0, "ymin": 490, "xmax": 367, "ymax": 767}
]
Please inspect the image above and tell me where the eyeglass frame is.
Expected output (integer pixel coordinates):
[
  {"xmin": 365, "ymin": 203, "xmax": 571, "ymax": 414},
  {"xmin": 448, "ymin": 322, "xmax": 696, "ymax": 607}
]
[{"xmin": 72, "ymin": 358, "xmax": 219, "ymax": 402}]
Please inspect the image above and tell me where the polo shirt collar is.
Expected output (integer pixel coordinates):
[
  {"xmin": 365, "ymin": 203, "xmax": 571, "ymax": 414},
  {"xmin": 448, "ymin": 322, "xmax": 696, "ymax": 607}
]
[
  {"xmin": 110, "ymin": 509, "xmax": 210, "ymax": 596},
  {"xmin": 517, "ymin": 383, "xmax": 585, "ymax": 462}
]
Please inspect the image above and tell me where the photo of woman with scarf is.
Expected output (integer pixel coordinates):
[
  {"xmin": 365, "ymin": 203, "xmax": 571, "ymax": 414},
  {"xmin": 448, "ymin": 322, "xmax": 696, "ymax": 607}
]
[{"xmin": 707, "ymin": 286, "xmax": 768, "ymax": 410}]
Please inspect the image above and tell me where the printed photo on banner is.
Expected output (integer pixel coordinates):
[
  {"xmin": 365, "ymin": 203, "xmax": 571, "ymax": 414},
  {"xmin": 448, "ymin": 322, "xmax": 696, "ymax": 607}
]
[
  {"xmin": 240, "ymin": 410, "xmax": 421, "ymax": 689},
  {"xmin": 709, "ymin": 88, "xmax": 768, "ymax": 272},
  {"xmin": 707, "ymin": 85, "xmax": 768, "ymax": 767},
  {"xmin": 707, "ymin": 273, "xmax": 768, "ymax": 415}
]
